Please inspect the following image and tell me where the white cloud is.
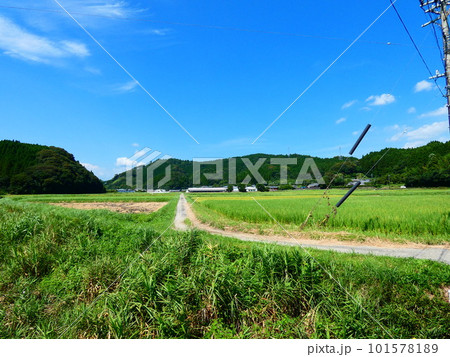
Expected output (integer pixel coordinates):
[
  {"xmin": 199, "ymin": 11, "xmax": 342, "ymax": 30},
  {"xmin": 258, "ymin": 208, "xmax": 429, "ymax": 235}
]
[
  {"xmin": 81, "ymin": 1, "xmax": 142, "ymax": 17},
  {"xmin": 414, "ymin": 80, "xmax": 433, "ymax": 92},
  {"xmin": 336, "ymin": 117, "xmax": 346, "ymax": 124},
  {"xmin": 115, "ymin": 157, "xmax": 134, "ymax": 167},
  {"xmin": 341, "ymin": 100, "xmax": 357, "ymax": 110},
  {"xmin": 81, "ymin": 162, "xmax": 110, "ymax": 179},
  {"xmin": 419, "ymin": 106, "xmax": 447, "ymax": 118},
  {"xmin": 366, "ymin": 93, "xmax": 395, "ymax": 106},
  {"xmin": 407, "ymin": 107, "xmax": 416, "ymax": 114},
  {"xmin": 146, "ymin": 29, "xmax": 170, "ymax": 36},
  {"xmin": 115, "ymin": 156, "xmax": 148, "ymax": 167},
  {"xmin": 115, "ymin": 80, "xmax": 138, "ymax": 93},
  {"xmin": 81, "ymin": 162, "xmax": 100, "ymax": 171},
  {"xmin": 389, "ymin": 121, "xmax": 448, "ymax": 147},
  {"xmin": 352, "ymin": 131, "xmax": 359, "ymax": 136},
  {"xmin": 60, "ymin": 41, "xmax": 90, "ymax": 57},
  {"xmin": 0, "ymin": 15, "xmax": 89, "ymax": 63},
  {"xmin": 54, "ymin": 1, "xmax": 144, "ymax": 18},
  {"xmin": 84, "ymin": 66, "xmax": 102, "ymax": 75},
  {"xmin": 113, "ymin": 81, "xmax": 138, "ymax": 93},
  {"xmin": 132, "ymin": 143, "xmax": 139, "ymax": 147}
]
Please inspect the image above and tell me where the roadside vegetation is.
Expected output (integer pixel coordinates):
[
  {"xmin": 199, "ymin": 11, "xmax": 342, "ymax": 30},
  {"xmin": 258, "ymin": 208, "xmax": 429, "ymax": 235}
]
[
  {"xmin": 0, "ymin": 195, "xmax": 449, "ymax": 338},
  {"xmin": 189, "ymin": 189, "xmax": 450, "ymax": 245}
]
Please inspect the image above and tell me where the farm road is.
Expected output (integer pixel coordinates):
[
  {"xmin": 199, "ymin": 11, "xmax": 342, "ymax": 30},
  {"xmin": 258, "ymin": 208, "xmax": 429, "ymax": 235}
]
[{"xmin": 174, "ymin": 194, "xmax": 450, "ymax": 265}]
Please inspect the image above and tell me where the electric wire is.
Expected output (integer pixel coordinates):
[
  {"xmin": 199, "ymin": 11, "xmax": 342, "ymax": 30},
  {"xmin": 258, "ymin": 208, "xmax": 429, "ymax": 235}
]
[
  {"xmin": 390, "ymin": 0, "xmax": 446, "ymax": 96},
  {"xmin": 51, "ymin": 0, "xmax": 200, "ymax": 144},
  {"xmin": 422, "ymin": 2, "xmax": 446, "ymax": 68},
  {"xmin": 0, "ymin": 4, "xmax": 407, "ymax": 45},
  {"xmin": 251, "ymin": 1, "xmax": 398, "ymax": 144}
]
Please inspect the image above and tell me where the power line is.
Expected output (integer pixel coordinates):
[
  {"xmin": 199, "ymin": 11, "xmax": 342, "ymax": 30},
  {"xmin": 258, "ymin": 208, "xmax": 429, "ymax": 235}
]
[
  {"xmin": 422, "ymin": 3, "xmax": 446, "ymax": 67},
  {"xmin": 0, "ymin": 4, "xmax": 408, "ymax": 46},
  {"xmin": 51, "ymin": 0, "xmax": 200, "ymax": 144},
  {"xmin": 251, "ymin": 1, "xmax": 398, "ymax": 144},
  {"xmin": 390, "ymin": 0, "xmax": 446, "ymax": 96}
]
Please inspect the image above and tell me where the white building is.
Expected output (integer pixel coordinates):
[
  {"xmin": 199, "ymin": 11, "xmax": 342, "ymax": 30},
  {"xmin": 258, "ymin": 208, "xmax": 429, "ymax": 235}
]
[{"xmin": 186, "ymin": 187, "xmax": 227, "ymax": 193}]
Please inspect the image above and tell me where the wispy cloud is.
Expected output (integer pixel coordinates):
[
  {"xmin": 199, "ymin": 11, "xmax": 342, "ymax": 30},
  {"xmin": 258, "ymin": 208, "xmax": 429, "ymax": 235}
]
[
  {"xmin": 366, "ymin": 93, "xmax": 395, "ymax": 106},
  {"xmin": 114, "ymin": 80, "xmax": 138, "ymax": 93},
  {"xmin": 414, "ymin": 80, "xmax": 433, "ymax": 93},
  {"xmin": 407, "ymin": 107, "xmax": 416, "ymax": 114},
  {"xmin": 84, "ymin": 66, "xmax": 102, "ymax": 75},
  {"xmin": 341, "ymin": 100, "xmax": 357, "ymax": 109},
  {"xmin": 81, "ymin": 162, "xmax": 100, "ymax": 171},
  {"xmin": 146, "ymin": 29, "xmax": 171, "ymax": 36},
  {"xmin": 132, "ymin": 143, "xmax": 139, "ymax": 147},
  {"xmin": 419, "ymin": 105, "xmax": 447, "ymax": 118},
  {"xmin": 64, "ymin": 1, "xmax": 145, "ymax": 18},
  {"xmin": 336, "ymin": 117, "xmax": 346, "ymax": 124},
  {"xmin": 389, "ymin": 121, "xmax": 447, "ymax": 148},
  {"xmin": 0, "ymin": 15, "xmax": 89, "ymax": 63}
]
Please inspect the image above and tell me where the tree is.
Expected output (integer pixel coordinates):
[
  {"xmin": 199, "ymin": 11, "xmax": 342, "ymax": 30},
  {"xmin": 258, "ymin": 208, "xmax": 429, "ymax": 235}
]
[
  {"xmin": 279, "ymin": 184, "xmax": 294, "ymax": 190},
  {"xmin": 256, "ymin": 183, "xmax": 267, "ymax": 192},
  {"xmin": 226, "ymin": 184, "xmax": 233, "ymax": 192},
  {"xmin": 238, "ymin": 184, "xmax": 246, "ymax": 192}
]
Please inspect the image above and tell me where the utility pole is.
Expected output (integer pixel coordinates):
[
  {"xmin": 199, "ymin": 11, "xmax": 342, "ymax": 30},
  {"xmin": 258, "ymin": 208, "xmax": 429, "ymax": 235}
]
[{"xmin": 420, "ymin": 0, "xmax": 450, "ymax": 132}]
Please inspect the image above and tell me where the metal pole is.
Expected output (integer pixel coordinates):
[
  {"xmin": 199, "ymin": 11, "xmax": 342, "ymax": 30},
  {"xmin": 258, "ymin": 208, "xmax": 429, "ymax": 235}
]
[{"xmin": 439, "ymin": 0, "xmax": 450, "ymax": 132}]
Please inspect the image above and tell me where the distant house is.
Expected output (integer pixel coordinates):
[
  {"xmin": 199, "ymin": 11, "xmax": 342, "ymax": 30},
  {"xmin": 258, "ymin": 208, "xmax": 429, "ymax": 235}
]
[
  {"xmin": 246, "ymin": 185, "xmax": 257, "ymax": 192},
  {"xmin": 307, "ymin": 183, "xmax": 320, "ymax": 189},
  {"xmin": 117, "ymin": 189, "xmax": 135, "ymax": 193},
  {"xmin": 187, "ymin": 187, "xmax": 227, "ymax": 193},
  {"xmin": 268, "ymin": 186, "xmax": 279, "ymax": 191},
  {"xmin": 347, "ymin": 179, "xmax": 371, "ymax": 186},
  {"xmin": 147, "ymin": 189, "xmax": 168, "ymax": 193}
]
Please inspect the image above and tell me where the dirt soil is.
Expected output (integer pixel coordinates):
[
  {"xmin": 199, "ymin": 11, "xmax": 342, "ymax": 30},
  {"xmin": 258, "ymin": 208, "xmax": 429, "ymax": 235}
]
[{"xmin": 50, "ymin": 201, "xmax": 168, "ymax": 214}]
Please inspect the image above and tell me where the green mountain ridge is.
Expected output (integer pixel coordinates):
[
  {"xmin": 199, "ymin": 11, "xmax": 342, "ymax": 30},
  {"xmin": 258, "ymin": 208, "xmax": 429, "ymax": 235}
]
[
  {"xmin": 0, "ymin": 140, "xmax": 105, "ymax": 194},
  {"xmin": 105, "ymin": 141, "xmax": 450, "ymax": 190}
]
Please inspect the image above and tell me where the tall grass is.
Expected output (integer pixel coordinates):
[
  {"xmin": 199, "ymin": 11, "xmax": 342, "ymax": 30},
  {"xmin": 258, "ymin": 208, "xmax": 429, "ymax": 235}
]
[
  {"xmin": 191, "ymin": 189, "xmax": 450, "ymax": 244},
  {"xmin": 0, "ymin": 198, "xmax": 449, "ymax": 338}
]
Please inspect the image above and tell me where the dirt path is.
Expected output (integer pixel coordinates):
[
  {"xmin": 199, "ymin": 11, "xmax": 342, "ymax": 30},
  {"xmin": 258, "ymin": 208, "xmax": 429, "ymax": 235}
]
[{"xmin": 175, "ymin": 194, "xmax": 450, "ymax": 265}]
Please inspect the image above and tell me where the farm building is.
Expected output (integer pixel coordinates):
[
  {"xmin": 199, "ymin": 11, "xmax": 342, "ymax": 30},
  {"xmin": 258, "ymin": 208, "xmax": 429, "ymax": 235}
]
[
  {"xmin": 347, "ymin": 179, "xmax": 371, "ymax": 186},
  {"xmin": 187, "ymin": 187, "xmax": 227, "ymax": 193}
]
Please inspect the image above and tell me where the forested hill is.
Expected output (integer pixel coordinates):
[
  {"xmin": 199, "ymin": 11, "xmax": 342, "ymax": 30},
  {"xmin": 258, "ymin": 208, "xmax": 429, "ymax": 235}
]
[
  {"xmin": 0, "ymin": 140, "xmax": 105, "ymax": 194},
  {"xmin": 359, "ymin": 140, "xmax": 449, "ymax": 187},
  {"xmin": 105, "ymin": 140, "xmax": 449, "ymax": 190}
]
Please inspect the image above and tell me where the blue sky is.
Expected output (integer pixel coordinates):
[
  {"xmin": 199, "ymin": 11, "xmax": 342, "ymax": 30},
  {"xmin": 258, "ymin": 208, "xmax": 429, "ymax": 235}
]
[{"xmin": 0, "ymin": 0, "xmax": 449, "ymax": 179}]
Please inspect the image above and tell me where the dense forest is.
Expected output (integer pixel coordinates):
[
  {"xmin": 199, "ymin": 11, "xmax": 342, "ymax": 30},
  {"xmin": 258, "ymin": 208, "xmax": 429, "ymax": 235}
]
[
  {"xmin": 0, "ymin": 140, "xmax": 105, "ymax": 194},
  {"xmin": 105, "ymin": 141, "xmax": 449, "ymax": 190}
]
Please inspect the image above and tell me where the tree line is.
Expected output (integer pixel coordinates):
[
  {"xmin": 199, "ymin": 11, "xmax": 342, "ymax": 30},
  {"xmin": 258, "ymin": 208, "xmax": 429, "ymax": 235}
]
[
  {"xmin": 105, "ymin": 140, "xmax": 449, "ymax": 190},
  {"xmin": 0, "ymin": 140, "xmax": 105, "ymax": 194}
]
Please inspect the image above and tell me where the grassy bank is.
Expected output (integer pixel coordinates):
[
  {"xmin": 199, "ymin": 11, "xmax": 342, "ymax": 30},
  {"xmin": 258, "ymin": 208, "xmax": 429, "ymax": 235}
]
[
  {"xmin": 0, "ymin": 198, "xmax": 449, "ymax": 338},
  {"xmin": 189, "ymin": 189, "xmax": 450, "ymax": 244}
]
